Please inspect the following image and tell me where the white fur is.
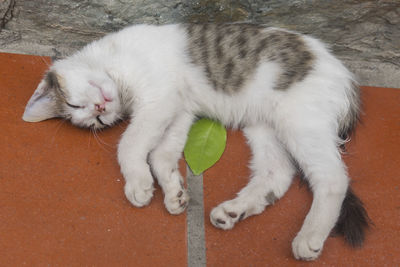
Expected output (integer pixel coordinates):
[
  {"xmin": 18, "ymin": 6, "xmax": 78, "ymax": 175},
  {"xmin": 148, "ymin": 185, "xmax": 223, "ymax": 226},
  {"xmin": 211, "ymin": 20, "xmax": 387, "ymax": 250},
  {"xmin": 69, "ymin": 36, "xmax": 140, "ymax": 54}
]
[
  {"xmin": 24, "ymin": 24, "xmax": 358, "ymax": 261},
  {"xmin": 210, "ymin": 124, "xmax": 296, "ymax": 229}
]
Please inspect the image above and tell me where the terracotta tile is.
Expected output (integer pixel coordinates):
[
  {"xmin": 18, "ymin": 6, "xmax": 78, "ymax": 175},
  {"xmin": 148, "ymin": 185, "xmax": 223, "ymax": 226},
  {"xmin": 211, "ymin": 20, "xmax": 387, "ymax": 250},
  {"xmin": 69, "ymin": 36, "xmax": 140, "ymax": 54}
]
[
  {"xmin": 0, "ymin": 53, "xmax": 187, "ymax": 266},
  {"xmin": 203, "ymin": 86, "xmax": 400, "ymax": 266},
  {"xmin": 3, "ymin": 51, "xmax": 399, "ymax": 266}
]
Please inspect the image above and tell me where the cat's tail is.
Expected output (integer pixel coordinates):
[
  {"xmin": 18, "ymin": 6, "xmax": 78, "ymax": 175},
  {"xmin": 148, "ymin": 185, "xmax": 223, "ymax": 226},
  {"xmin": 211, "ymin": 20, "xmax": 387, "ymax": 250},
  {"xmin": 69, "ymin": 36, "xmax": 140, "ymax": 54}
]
[
  {"xmin": 334, "ymin": 77, "xmax": 370, "ymax": 246},
  {"xmin": 333, "ymin": 187, "xmax": 371, "ymax": 247},
  {"xmin": 338, "ymin": 80, "xmax": 361, "ymax": 141}
]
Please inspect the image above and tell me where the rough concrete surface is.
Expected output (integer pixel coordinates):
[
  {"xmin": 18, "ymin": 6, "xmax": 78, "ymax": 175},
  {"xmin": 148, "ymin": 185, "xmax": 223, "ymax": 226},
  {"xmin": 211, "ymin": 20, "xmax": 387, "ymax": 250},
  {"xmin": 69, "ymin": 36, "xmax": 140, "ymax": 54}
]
[{"xmin": 0, "ymin": 0, "xmax": 399, "ymax": 87}]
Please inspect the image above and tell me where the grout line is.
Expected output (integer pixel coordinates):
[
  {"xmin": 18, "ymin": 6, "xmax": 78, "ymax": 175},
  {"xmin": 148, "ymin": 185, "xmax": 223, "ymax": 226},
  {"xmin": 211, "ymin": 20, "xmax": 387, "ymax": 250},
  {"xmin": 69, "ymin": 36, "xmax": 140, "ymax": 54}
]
[{"xmin": 186, "ymin": 166, "xmax": 207, "ymax": 267}]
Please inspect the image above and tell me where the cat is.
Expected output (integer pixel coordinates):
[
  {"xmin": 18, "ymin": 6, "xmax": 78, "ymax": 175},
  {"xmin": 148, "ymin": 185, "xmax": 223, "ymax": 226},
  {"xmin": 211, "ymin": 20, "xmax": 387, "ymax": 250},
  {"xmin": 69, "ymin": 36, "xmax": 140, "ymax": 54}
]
[{"xmin": 22, "ymin": 23, "xmax": 369, "ymax": 261}]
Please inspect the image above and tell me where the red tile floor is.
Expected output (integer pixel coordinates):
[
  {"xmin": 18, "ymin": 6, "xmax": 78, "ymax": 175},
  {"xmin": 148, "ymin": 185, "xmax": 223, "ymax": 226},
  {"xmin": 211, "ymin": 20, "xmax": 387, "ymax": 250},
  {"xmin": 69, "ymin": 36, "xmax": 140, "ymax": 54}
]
[{"xmin": 1, "ymin": 53, "xmax": 399, "ymax": 266}]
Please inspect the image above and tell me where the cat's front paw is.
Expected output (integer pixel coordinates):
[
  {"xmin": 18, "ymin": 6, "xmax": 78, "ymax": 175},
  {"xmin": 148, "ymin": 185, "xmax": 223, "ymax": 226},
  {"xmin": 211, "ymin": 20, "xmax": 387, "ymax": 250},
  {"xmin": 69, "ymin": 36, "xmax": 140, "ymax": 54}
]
[
  {"xmin": 164, "ymin": 188, "xmax": 189, "ymax": 215},
  {"xmin": 210, "ymin": 200, "xmax": 247, "ymax": 230},
  {"xmin": 124, "ymin": 182, "xmax": 154, "ymax": 207},
  {"xmin": 292, "ymin": 232, "xmax": 324, "ymax": 261}
]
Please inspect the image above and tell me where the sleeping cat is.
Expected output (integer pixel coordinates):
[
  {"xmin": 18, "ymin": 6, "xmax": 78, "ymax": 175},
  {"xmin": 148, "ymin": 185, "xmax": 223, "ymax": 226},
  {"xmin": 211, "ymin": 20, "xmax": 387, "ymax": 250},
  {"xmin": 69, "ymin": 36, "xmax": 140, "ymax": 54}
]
[{"xmin": 23, "ymin": 23, "xmax": 369, "ymax": 261}]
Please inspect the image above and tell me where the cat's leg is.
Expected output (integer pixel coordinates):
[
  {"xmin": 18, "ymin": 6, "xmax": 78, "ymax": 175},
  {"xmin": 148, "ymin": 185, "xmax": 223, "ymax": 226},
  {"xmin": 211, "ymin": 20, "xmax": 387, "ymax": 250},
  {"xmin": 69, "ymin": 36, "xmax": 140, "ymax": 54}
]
[
  {"xmin": 210, "ymin": 124, "xmax": 296, "ymax": 230},
  {"xmin": 118, "ymin": 105, "xmax": 176, "ymax": 208},
  {"xmin": 278, "ymin": 119, "xmax": 348, "ymax": 261},
  {"xmin": 148, "ymin": 112, "xmax": 194, "ymax": 215}
]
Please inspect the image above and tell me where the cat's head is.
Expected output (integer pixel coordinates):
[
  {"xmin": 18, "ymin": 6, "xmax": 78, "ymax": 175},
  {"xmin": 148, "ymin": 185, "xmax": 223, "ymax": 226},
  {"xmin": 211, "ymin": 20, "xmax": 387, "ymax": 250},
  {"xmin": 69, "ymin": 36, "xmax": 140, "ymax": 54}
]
[{"xmin": 23, "ymin": 61, "xmax": 123, "ymax": 129}]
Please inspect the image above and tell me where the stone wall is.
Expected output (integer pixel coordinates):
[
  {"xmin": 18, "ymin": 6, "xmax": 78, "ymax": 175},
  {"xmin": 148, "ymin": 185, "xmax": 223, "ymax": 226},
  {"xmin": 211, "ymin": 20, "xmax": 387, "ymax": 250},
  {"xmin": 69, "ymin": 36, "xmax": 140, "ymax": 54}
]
[{"xmin": 1, "ymin": 0, "xmax": 399, "ymax": 87}]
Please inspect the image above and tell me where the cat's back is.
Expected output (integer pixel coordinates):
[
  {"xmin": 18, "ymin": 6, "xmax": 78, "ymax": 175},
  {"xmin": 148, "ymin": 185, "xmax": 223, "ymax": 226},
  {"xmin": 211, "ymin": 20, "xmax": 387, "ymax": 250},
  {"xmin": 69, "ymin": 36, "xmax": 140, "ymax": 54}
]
[
  {"xmin": 79, "ymin": 24, "xmax": 188, "ymax": 66},
  {"xmin": 178, "ymin": 24, "xmax": 356, "ymax": 127},
  {"xmin": 71, "ymin": 23, "xmax": 356, "ymax": 128}
]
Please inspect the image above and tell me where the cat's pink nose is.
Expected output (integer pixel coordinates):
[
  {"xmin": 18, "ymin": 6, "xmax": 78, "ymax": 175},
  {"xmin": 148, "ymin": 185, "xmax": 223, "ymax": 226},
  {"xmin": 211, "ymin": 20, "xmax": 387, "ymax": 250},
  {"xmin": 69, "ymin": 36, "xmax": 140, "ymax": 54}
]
[{"xmin": 95, "ymin": 103, "xmax": 106, "ymax": 112}]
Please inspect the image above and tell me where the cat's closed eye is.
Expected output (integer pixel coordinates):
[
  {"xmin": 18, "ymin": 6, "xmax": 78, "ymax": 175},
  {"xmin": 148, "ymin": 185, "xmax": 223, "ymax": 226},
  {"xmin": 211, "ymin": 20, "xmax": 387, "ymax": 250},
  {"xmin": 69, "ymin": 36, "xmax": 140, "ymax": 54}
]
[{"xmin": 66, "ymin": 102, "xmax": 84, "ymax": 109}]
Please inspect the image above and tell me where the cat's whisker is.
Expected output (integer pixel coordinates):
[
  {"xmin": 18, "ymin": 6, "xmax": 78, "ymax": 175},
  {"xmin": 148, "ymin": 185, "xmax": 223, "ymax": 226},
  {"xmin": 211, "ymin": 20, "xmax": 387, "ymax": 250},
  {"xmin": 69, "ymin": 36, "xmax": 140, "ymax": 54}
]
[
  {"xmin": 40, "ymin": 56, "xmax": 51, "ymax": 68},
  {"xmin": 115, "ymin": 116, "xmax": 129, "ymax": 130},
  {"xmin": 96, "ymin": 129, "xmax": 114, "ymax": 148},
  {"xmin": 50, "ymin": 119, "xmax": 67, "ymax": 144},
  {"xmin": 91, "ymin": 127, "xmax": 114, "ymax": 152},
  {"xmin": 116, "ymin": 120, "xmax": 128, "ymax": 129},
  {"xmin": 92, "ymin": 129, "xmax": 110, "ymax": 152},
  {"xmin": 88, "ymin": 127, "xmax": 94, "ymax": 148}
]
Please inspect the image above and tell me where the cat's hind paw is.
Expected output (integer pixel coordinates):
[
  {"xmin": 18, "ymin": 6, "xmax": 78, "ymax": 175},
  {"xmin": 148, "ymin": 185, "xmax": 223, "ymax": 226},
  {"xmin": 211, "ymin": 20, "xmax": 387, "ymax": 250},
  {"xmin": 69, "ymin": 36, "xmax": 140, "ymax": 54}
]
[
  {"xmin": 292, "ymin": 233, "xmax": 324, "ymax": 261},
  {"xmin": 124, "ymin": 182, "xmax": 154, "ymax": 207},
  {"xmin": 164, "ymin": 188, "xmax": 189, "ymax": 215},
  {"xmin": 210, "ymin": 201, "xmax": 247, "ymax": 230}
]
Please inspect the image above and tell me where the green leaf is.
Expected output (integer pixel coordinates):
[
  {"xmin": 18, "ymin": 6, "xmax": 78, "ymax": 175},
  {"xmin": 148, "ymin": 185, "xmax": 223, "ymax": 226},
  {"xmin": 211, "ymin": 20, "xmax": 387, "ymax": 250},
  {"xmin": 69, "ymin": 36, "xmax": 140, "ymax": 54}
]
[{"xmin": 184, "ymin": 118, "xmax": 227, "ymax": 175}]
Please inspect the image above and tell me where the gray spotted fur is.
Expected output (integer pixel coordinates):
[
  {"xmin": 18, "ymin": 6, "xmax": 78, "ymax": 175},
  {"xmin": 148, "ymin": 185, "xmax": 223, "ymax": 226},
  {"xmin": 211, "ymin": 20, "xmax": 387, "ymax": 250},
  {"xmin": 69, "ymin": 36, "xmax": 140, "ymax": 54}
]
[
  {"xmin": 185, "ymin": 23, "xmax": 315, "ymax": 93},
  {"xmin": 266, "ymin": 191, "xmax": 277, "ymax": 204},
  {"xmin": 43, "ymin": 71, "xmax": 67, "ymax": 117}
]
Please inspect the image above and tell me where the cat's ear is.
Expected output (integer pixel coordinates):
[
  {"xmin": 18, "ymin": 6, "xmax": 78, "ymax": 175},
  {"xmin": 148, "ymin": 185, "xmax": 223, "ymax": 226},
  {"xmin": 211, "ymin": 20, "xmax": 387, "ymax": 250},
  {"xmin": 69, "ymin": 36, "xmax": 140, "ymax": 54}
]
[{"xmin": 22, "ymin": 71, "xmax": 64, "ymax": 122}]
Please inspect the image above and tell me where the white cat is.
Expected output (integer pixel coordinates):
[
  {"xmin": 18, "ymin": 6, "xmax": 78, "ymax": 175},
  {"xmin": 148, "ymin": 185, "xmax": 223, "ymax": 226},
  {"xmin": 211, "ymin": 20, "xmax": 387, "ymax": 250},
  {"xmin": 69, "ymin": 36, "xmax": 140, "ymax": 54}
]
[{"xmin": 23, "ymin": 24, "xmax": 369, "ymax": 261}]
